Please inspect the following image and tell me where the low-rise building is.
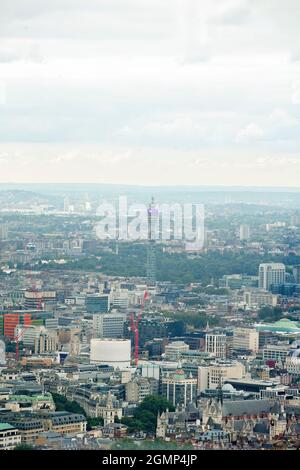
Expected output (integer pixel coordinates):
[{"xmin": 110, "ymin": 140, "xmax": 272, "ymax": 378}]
[
  {"xmin": 198, "ymin": 361, "xmax": 245, "ymax": 392},
  {"xmin": 41, "ymin": 412, "xmax": 87, "ymax": 434},
  {"xmin": 0, "ymin": 423, "xmax": 21, "ymax": 450}
]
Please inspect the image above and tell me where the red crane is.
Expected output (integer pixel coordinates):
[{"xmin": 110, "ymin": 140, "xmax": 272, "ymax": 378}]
[{"xmin": 130, "ymin": 291, "xmax": 148, "ymax": 366}]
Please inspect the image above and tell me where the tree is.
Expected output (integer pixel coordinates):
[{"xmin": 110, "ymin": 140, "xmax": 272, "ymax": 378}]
[
  {"xmin": 51, "ymin": 393, "xmax": 86, "ymax": 416},
  {"xmin": 86, "ymin": 416, "xmax": 104, "ymax": 430},
  {"xmin": 13, "ymin": 444, "xmax": 34, "ymax": 450},
  {"xmin": 258, "ymin": 306, "xmax": 282, "ymax": 322},
  {"xmin": 120, "ymin": 395, "xmax": 175, "ymax": 435}
]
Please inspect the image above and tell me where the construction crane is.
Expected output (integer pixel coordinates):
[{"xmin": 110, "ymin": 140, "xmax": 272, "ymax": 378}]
[
  {"xmin": 15, "ymin": 325, "xmax": 30, "ymax": 362},
  {"xmin": 130, "ymin": 291, "xmax": 148, "ymax": 366}
]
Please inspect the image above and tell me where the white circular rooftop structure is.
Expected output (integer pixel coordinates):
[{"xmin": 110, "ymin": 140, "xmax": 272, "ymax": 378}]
[{"xmin": 90, "ymin": 338, "xmax": 131, "ymax": 369}]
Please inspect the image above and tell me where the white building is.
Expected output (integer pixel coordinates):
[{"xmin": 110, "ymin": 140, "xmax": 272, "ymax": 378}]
[
  {"xmin": 285, "ymin": 349, "xmax": 300, "ymax": 374},
  {"xmin": 14, "ymin": 325, "xmax": 46, "ymax": 348},
  {"xmin": 90, "ymin": 338, "xmax": 131, "ymax": 369},
  {"xmin": 244, "ymin": 289, "xmax": 278, "ymax": 308},
  {"xmin": 111, "ymin": 291, "xmax": 129, "ymax": 309},
  {"xmin": 198, "ymin": 361, "xmax": 245, "ymax": 391},
  {"xmin": 0, "ymin": 423, "xmax": 21, "ymax": 449},
  {"xmin": 239, "ymin": 224, "xmax": 250, "ymax": 241},
  {"xmin": 258, "ymin": 263, "xmax": 286, "ymax": 291},
  {"xmin": 34, "ymin": 332, "xmax": 58, "ymax": 354},
  {"xmin": 232, "ymin": 328, "xmax": 259, "ymax": 353},
  {"xmin": 161, "ymin": 370, "xmax": 197, "ymax": 406},
  {"xmin": 164, "ymin": 341, "xmax": 189, "ymax": 360},
  {"xmin": 125, "ymin": 377, "xmax": 158, "ymax": 403},
  {"xmin": 205, "ymin": 334, "xmax": 226, "ymax": 359},
  {"xmin": 262, "ymin": 344, "xmax": 290, "ymax": 364}
]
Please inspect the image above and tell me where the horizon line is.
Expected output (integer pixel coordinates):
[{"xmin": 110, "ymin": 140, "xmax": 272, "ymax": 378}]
[{"xmin": 0, "ymin": 182, "xmax": 300, "ymax": 191}]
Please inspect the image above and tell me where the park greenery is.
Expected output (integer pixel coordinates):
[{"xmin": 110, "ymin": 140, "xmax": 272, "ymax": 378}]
[
  {"xmin": 51, "ymin": 393, "xmax": 104, "ymax": 430},
  {"xmin": 111, "ymin": 438, "xmax": 193, "ymax": 450},
  {"xmin": 162, "ymin": 310, "xmax": 220, "ymax": 329},
  {"xmin": 116, "ymin": 395, "xmax": 175, "ymax": 435},
  {"xmin": 257, "ymin": 306, "xmax": 283, "ymax": 323},
  {"xmin": 20, "ymin": 243, "xmax": 300, "ymax": 286}
]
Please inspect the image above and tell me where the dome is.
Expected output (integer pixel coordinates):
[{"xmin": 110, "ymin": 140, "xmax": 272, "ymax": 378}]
[
  {"xmin": 287, "ymin": 349, "xmax": 300, "ymax": 358},
  {"xmin": 222, "ymin": 383, "xmax": 236, "ymax": 392}
]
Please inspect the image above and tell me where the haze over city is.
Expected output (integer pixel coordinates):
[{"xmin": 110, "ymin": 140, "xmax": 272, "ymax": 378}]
[{"xmin": 2, "ymin": 0, "xmax": 300, "ymax": 459}]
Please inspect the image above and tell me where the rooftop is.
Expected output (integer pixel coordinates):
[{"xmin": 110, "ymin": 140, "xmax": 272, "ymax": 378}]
[
  {"xmin": 255, "ymin": 318, "xmax": 300, "ymax": 333},
  {"xmin": 0, "ymin": 422, "xmax": 15, "ymax": 431}
]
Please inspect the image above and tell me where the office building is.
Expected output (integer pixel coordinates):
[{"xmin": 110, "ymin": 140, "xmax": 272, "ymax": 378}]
[
  {"xmin": 125, "ymin": 377, "xmax": 159, "ymax": 403},
  {"xmin": 258, "ymin": 263, "xmax": 286, "ymax": 291},
  {"xmin": 164, "ymin": 341, "xmax": 189, "ymax": 360},
  {"xmin": 262, "ymin": 344, "xmax": 290, "ymax": 364},
  {"xmin": 34, "ymin": 332, "xmax": 58, "ymax": 354},
  {"xmin": 239, "ymin": 224, "xmax": 250, "ymax": 241},
  {"xmin": 198, "ymin": 361, "xmax": 245, "ymax": 392},
  {"xmin": 0, "ymin": 223, "xmax": 8, "ymax": 241},
  {"xmin": 293, "ymin": 265, "xmax": 300, "ymax": 284},
  {"xmin": 205, "ymin": 334, "xmax": 226, "ymax": 359},
  {"xmin": 244, "ymin": 289, "xmax": 278, "ymax": 308},
  {"xmin": 93, "ymin": 313, "xmax": 126, "ymax": 338},
  {"xmin": 232, "ymin": 328, "xmax": 259, "ymax": 353},
  {"xmin": 86, "ymin": 294, "xmax": 110, "ymax": 313},
  {"xmin": 0, "ymin": 423, "xmax": 21, "ymax": 450},
  {"xmin": 3, "ymin": 313, "xmax": 32, "ymax": 339},
  {"xmin": 24, "ymin": 290, "xmax": 56, "ymax": 310},
  {"xmin": 219, "ymin": 274, "xmax": 258, "ymax": 289},
  {"xmin": 161, "ymin": 370, "xmax": 197, "ymax": 406}
]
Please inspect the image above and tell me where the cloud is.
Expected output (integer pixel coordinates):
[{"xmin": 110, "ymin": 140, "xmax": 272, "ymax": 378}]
[
  {"xmin": 0, "ymin": 43, "xmax": 45, "ymax": 63},
  {"xmin": 235, "ymin": 123, "xmax": 265, "ymax": 143},
  {"xmin": 0, "ymin": 1, "xmax": 300, "ymax": 185},
  {"xmin": 268, "ymin": 108, "xmax": 299, "ymax": 127},
  {"xmin": 291, "ymin": 82, "xmax": 300, "ymax": 105},
  {"xmin": 211, "ymin": 0, "xmax": 253, "ymax": 25}
]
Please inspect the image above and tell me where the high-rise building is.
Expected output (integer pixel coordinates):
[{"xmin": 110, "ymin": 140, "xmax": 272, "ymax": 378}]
[
  {"xmin": 205, "ymin": 334, "xmax": 226, "ymax": 359},
  {"xmin": 34, "ymin": 332, "xmax": 58, "ymax": 354},
  {"xmin": 239, "ymin": 224, "xmax": 250, "ymax": 241},
  {"xmin": 93, "ymin": 313, "xmax": 126, "ymax": 338},
  {"xmin": 293, "ymin": 265, "xmax": 300, "ymax": 284},
  {"xmin": 4, "ymin": 313, "xmax": 32, "ymax": 339},
  {"xmin": 291, "ymin": 215, "xmax": 300, "ymax": 226},
  {"xmin": 258, "ymin": 263, "xmax": 286, "ymax": 291},
  {"xmin": 125, "ymin": 377, "xmax": 159, "ymax": 403},
  {"xmin": 86, "ymin": 294, "xmax": 110, "ymax": 313},
  {"xmin": 14, "ymin": 324, "xmax": 44, "ymax": 347},
  {"xmin": 111, "ymin": 291, "xmax": 129, "ymax": 309},
  {"xmin": 24, "ymin": 290, "xmax": 56, "ymax": 310},
  {"xmin": 161, "ymin": 370, "xmax": 197, "ymax": 406},
  {"xmin": 0, "ymin": 223, "xmax": 8, "ymax": 241},
  {"xmin": 146, "ymin": 197, "xmax": 157, "ymax": 286},
  {"xmin": 232, "ymin": 328, "xmax": 259, "ymax": 353}
]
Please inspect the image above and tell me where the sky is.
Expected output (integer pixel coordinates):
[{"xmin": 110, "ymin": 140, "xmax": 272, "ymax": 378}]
[{"xmin": 0, "ymin": 0, "xmax": 300, "ymax": 186}]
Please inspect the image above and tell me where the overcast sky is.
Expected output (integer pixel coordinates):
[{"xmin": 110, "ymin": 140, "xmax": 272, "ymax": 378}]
[{"xmin": 0, "ymin": 0, "xmax": 300, "ymax": 186}]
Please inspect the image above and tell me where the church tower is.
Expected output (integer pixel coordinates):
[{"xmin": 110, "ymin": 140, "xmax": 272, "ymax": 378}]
[{"xmin": 269, "ymin": 402, "xmax": 287, "ymax": 440}]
